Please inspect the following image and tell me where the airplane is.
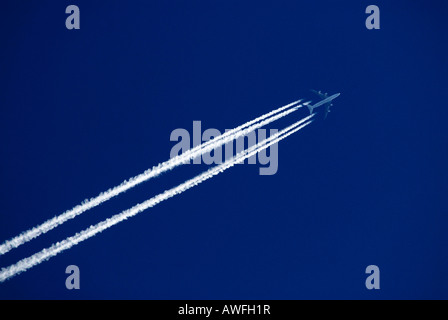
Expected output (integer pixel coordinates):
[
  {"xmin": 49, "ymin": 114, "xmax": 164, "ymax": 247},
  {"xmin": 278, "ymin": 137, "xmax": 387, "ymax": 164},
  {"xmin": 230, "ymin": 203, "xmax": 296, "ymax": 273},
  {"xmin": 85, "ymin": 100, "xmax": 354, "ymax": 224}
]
[{"xmin": 307, "ymin": 90, "xmax": 341, "ymax": 119}]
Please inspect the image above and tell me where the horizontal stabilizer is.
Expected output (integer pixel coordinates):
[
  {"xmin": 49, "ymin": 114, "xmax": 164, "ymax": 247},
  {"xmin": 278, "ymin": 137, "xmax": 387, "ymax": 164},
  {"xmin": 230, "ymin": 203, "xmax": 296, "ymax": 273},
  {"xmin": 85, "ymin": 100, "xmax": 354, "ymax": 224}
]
[{"xmin": 307, "ymin": 105, "xmax": 314, "ymax": 114}]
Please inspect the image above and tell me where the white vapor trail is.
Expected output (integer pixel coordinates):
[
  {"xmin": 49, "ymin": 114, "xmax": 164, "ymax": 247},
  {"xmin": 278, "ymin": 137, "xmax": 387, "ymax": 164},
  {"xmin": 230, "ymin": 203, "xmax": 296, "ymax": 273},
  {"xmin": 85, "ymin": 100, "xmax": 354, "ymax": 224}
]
[
  {"xmin": 0, "ymin": 114, "xmax": 314, "ymax": 282},
  {"xmin": 0, "ymin": 99, "xmax": 306, "ymax": 256}
]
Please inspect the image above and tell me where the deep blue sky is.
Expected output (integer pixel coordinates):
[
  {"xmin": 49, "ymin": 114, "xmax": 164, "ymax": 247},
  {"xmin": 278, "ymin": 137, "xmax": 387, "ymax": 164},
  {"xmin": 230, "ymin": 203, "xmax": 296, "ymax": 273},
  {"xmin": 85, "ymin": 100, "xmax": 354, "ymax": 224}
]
[{"xmin": 0, "ymin": 1, "xmax": 447, "ymax": 299}]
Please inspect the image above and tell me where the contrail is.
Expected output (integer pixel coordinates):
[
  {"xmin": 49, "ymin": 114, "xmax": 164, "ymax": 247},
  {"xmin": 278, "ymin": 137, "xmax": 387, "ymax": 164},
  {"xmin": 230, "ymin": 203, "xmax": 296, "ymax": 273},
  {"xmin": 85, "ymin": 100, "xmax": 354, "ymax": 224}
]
[
  {"xmin": 0, "ymin": 114, "xmax": 314, "ymax": 282},
  {"xmin": 0, "ymin": 100, "xmax": 306, "ymax": 256}
]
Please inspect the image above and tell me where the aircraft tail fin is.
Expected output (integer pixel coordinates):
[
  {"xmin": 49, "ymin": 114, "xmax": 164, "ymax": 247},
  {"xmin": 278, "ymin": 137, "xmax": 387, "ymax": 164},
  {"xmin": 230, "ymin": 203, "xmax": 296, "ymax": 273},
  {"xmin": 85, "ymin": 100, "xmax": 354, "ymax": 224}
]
[{"xmin": 307, "ymin": 104, "xmax": 314, "ymax": 114}]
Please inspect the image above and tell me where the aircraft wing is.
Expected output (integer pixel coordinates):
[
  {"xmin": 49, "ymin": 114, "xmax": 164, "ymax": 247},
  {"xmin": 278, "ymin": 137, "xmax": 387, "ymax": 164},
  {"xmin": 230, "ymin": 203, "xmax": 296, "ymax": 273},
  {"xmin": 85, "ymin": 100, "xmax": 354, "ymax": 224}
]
[
  {"xmin": 323, "ymin": 103, "xmax": 332, "ymax": 119},
  {"xmin": 310, "ymin": 89, "xmax": 328, "ymax": 99}
]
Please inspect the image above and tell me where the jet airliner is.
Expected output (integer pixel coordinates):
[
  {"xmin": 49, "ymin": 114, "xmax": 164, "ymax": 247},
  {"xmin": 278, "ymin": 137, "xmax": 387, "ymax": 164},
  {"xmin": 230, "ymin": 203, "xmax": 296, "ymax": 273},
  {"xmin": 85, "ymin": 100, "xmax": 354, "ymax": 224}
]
[{"xmin": 307, "ymin": 90, "xmax": 340, "ymax": 119}]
